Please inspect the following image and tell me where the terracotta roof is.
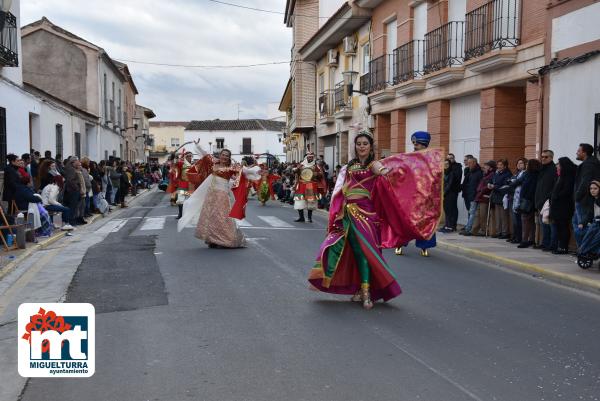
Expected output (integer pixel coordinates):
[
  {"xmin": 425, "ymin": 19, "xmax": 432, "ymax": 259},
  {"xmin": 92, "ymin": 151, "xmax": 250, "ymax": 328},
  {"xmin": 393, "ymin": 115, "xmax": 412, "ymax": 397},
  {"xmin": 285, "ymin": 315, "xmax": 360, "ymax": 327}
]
[
  {"xmin": 150, "ymin": 121, "xmax": 189, "ymax": 127},
  {"xmin": 186, "ymin": 119, "xmax": 285, "ymax": 132}
]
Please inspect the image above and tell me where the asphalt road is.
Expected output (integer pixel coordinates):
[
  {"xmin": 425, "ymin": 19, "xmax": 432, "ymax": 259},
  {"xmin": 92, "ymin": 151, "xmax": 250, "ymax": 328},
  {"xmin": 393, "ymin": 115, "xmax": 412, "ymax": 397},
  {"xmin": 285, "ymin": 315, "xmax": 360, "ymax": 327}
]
[{"xmin": 18, "ymin": 192, "xmax": 600, "ymax": 401}]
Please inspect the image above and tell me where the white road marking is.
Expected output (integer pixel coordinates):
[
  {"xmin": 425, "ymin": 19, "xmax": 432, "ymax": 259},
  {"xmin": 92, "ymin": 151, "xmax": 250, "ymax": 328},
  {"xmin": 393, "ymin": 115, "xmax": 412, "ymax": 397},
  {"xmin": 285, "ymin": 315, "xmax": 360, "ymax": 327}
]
[
  {"xmin": 140, "ymin": 217, "xmax": 166, "ymax": 231},
  {"xmin": 237, "ymin": 219, "xmax": 252, "ymax": 227},
  {"xmin": 97, "ymin": 219, "xmax": 128, "ymax": 233},
  {"xmin": 257, "ymin": 216, "xmax": 294, "ymax": 228}
]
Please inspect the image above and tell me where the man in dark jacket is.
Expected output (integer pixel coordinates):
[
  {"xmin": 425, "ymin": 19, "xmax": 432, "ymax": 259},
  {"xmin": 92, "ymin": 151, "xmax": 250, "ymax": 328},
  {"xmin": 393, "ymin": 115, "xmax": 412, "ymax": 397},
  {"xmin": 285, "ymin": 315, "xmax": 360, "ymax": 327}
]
[
  {"xmin": 573, "ymin": 143, "xmax": 600, "ymax": 247},
  {"xmin": 462, "ymin": 160, "xmax": 495, "ymax": 236},
  {"xmin": 459, "ymin": 157, "xmax": 483, "ymax": 234},
  {"xmin": 441, "ymin": 154, "xmax": 463, "ymax": 232},
  {"xmin": 461, "ymin": 154, "xmax": 473, "ymax": 208},
  {"xmin": 62, "ymin": 157, "xmax": 82, "ymax": 225},
  {"xmin": 488, "ymin": 159, "xmax": 512, "ymax": 238},
  {"xmin": 534, "ymin": 150, "xmax": 557, "ymax": 250},
  {"xmin": 2, "ymin": 154, "xmax": 22, "ymax": 214}
]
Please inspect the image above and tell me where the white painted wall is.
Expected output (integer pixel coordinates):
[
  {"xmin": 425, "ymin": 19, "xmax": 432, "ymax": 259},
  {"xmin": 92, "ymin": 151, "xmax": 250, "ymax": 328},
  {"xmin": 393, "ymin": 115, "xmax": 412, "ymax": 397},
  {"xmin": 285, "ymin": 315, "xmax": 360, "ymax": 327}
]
[
  {"xmin": 0, "ymin": 0, "xmax": 23, "ymax": 85},
  {"xmin": 319, "ymin": 0, "xmax": 346, "ymax": 28},
  {"xmin": 552, "ymin": 2, "xmax": 600, "ymax": 53},
  {"xmin": 405, "ymin": 105, "xmax": 428, "ymax": 152},
  {"xmin": 450, "ymin": 93, "xmax": 481, "ymax": 224},
  {"xmin": 0, "ymin": 80, "xmax": 38, "ymax": 156},
  {"xmin": 184, "ymin": 130, "xmax": 286, "ymax": 162},
  {"xmin": 548, "ymin": 56, "xmax": 600, "ymax": 159}
]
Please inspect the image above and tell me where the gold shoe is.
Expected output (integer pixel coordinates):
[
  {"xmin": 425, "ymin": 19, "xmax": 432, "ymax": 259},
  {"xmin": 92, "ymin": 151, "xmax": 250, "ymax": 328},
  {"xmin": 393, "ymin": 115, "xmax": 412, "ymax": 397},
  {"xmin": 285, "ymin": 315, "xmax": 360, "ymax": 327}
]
[
  {"xmin": 420, "ymin": 249, "xmax": 429, "ymax": 257},
  {"xmin": 395, "ymin": 247, "xmax": 403, "ymax": 256},
  {"xmin": 360, "ymin": 284, "xmax": 373, "ymax": 310},
  {"xmin": 350, "ymin": 290, "xmax": 362, "ymax": 302}
]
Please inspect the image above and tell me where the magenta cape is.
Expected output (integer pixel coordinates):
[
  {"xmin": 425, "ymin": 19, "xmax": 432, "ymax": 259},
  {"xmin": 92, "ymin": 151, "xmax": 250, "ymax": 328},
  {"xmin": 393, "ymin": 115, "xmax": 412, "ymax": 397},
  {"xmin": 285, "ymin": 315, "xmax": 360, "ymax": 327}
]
[{"xmin": 309, "ymin": 149, "xmax": 443, "ymax": 301}]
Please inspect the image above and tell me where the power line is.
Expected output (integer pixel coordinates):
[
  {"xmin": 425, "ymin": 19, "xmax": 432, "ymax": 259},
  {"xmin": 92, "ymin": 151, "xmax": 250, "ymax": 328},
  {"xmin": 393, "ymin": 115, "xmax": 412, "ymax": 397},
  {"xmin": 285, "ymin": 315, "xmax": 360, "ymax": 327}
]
[
  {"xmin": 205, "ymin": 0, "xmax": 368, "ymax": 20},
  {"xmin": 113, "ymin": 59, "xmax": 290, "ymax": 68}
]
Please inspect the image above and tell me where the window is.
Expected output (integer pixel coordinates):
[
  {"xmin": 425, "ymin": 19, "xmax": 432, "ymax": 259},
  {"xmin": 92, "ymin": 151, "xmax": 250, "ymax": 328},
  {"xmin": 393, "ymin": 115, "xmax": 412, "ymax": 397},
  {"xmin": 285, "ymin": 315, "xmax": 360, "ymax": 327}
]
[
  {"xmin": 319, "ymin": 73, "xmax": 325, "ymax": 93},
  {"xmin": 103, "ymin": 74, "xmax": 108, "ymax": 121},
  {"xmin": 171, "ymin": 137, "xmax": 180, "ymax": 147},
  {"xmin": 362, "ymin": 43, "xmax": 370, "ymax": 73},
  {"xmin": 0, "ymin": 107, "xmax": 6, "ymax": 167},
  {"xmin": 216, "ymin": 138, "xmax": 224, "ymax": 150},
  {"xmin": 74, "ymin": 132, "xmax": 81, "ymax": 158},
  {"xmin": 55, "ymin": 124, "xmax": 63, "ymax": 158},
  {"xmin": 242, "ymin": 138, "xmax": 252, "ymax": 154},
  {"xmin": 104, "ymin": 150, "xmax": 109, "ymax": 161}
]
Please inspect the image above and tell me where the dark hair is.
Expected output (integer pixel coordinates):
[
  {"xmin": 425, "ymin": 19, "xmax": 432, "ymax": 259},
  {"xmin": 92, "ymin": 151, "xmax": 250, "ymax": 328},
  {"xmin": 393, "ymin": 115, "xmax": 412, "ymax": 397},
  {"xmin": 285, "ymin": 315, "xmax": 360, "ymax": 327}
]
[
  {"xmin": 516, "ymin": 157, "xmax": 528, "ymax": 168},
  {"xmin": 557, "ymin": 156, "xmax": 576, "ymax": 175},
  {"xmin": 44, "ymin": 150, "xmax": 52, "ymax": 158},
  {"xmin": 21, "ymin": 153, "xmax": 30, "ymax": 161},
  {"xmin": 349, "ymin": 133, "xmax": 375, "ymax": 167},
  {"xmin": 7, "ymin": 153, "xmax": 17, "ymax": 163},
  {"xmin": 579, "ymin": 143, "xmax": 594, "ymax": 158},
  {"xmin": 527, "ymin": 159, "xmax": 542, "ymax": 172},
  {"xmin": 497, "ymin": 158, "xmax": 508, "ymax": 167}
]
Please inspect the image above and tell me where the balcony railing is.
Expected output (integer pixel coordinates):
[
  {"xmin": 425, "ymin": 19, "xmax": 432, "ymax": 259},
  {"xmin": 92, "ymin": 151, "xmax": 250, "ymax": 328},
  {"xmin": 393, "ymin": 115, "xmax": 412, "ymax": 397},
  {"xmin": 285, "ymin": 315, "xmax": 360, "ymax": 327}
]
[
  {"xmin": 359, "ymin": 72, "xmax": 370, "ymax": 94},
  {"xmin": 0, "ymin": 12, "xmax": 18, "ymax": 67},
  {"xmin": 334, "ymin": 82, "xmax": 350, "ymax": 111},
  {"xmin": 319, "ymin": 90, "xmax": 334, "ymax": 118},
  {"xmin": 393, "ymin": 40, "xmax": 425, "ymax": 84},
  {"xmin": 424, "ymin": 21, "xmax": 465, "ymax": 74},
  {"xmin": 464, "ymin": 0, "xmax": 520, "ymax": 60},
  {"xmin": 368, "ymin": 55, "xmax": 393, "ymax": 92}
]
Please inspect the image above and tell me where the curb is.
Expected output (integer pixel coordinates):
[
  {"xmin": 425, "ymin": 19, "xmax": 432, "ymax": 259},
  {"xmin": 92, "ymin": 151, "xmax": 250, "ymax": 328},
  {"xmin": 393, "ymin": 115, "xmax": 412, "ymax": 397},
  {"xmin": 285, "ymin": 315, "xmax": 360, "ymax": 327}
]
[
  {"xmin": 436, "ymin": 240, "xmax": 600, "ymax": 294},
  {"xmin": 0, "ymin": 188, "xmax": 154, "ymax": 280}
]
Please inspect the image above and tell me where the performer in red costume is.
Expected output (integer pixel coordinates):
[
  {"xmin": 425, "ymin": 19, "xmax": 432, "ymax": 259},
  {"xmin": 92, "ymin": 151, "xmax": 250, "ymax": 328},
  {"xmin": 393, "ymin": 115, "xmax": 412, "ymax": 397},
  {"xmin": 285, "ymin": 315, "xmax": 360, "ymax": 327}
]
[
  {"xmin": 177, "ymin": 141, "xmax": 260, "ymax": 248},
  {"xmin": 175, "ymin": 150, "xmax": 195, "ymax": 220},
  {"xmin": 293, "ymin": 152, "xmax": 325, "ymax": 223}
]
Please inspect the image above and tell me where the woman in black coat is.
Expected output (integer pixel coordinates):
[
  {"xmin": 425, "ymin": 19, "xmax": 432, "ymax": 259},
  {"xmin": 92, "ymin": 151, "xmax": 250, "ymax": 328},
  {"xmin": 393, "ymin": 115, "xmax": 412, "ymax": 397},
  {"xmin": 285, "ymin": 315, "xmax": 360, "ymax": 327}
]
[
  {"xmin": 549, "ymin": 157, "xmax": 577, "ymax": 254},
  {"xmin": 518, "ymin": 159, "xmax": 541, "ymax": 248}
]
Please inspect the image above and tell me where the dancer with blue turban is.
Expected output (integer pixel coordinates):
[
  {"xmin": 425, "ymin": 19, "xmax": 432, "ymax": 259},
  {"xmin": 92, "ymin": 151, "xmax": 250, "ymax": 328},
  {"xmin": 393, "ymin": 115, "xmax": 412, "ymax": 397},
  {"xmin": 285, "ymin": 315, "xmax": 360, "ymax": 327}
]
[{"xmin": 395, "ymin": 131, "xmax": 438, "ymax": 257}]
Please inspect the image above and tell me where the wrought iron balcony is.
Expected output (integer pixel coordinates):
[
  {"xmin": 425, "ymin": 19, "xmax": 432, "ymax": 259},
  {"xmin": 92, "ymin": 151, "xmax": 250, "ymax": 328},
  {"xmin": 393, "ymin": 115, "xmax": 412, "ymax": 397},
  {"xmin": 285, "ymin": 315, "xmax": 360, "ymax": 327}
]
[
  {"xmin": 368, "ymin": 55, "xmax": 392, "ymax": 92},
  {"xmin": 393, "ymin": 40, "xmax": 425, "ymax": 84},
  {"xmin": 359, "ymin": 72, "xmax": 371, "ymax": 94},
  {"xmin": 424, "ymin": 21, "xmax": 465, "ymax": 74},
  {"xmin": 334, "ymin": 82, "xmax": 347, "ymax": 111},
  {"xmin": 464, "ymin": 0, "xmax": 520, "ymax": 61},
  {"xmin": 0, "ymin": 11, "xmax": 18, "ymax": 67},
  {"xmin": 319, "ymin": 90, "xmax": 334, "ymax": 118}
]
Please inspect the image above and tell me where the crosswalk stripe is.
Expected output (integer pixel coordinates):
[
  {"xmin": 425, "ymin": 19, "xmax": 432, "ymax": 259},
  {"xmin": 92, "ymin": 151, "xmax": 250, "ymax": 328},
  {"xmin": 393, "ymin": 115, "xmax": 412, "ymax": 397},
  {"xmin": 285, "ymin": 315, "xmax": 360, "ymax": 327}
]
[
  {"xmin": 237, "ymin": 218, "xmax": 252, "ymax": 227},
  {"xmin": 257, "ymin": 216, "xmax": 293, "ymax": 228},
  {"xmin": 140, "ymin": 217, "xmax": 166, "ymax": 231},
  {"xmin": 97, "ymin": 219, "xmax": 127, "ymax": 234}
]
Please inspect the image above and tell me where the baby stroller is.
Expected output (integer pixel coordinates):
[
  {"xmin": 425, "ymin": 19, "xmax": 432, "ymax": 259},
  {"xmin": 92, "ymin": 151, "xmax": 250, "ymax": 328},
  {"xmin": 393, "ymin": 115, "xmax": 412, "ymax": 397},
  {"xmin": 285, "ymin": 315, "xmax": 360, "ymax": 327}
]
[{"xmin": 576, "ymin": 219, "xmax": 600, "ymax": 269}]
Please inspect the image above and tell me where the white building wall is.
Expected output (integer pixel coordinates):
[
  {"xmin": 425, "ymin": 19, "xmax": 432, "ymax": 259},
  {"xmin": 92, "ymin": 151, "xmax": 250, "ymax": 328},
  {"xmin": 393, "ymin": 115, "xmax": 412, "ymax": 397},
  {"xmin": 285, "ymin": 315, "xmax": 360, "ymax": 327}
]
[
  {"xmin": 319, "ymin": 0, "xmax": 346, "ymax": 28},
  {"xmin": 184, "ymin": 130, "xmax": 286, "ymax": 162},
  {"xmin": 549, "ymin": 4, "xmax": 600, "ymax": 159},
  {"xmin": 548, "ymin": 56, "xmax": 600, "ymax": 158},
  {"xmin": 405, "ymin": 105, "xmax": 428, "ymax": 152},
  {"xmin": 551, "ymin": 2, "xmax": 600, "ymax": 53},
  {"xmin": 0, "ymin": 80, "xmax": 38, "ymax": 156}
]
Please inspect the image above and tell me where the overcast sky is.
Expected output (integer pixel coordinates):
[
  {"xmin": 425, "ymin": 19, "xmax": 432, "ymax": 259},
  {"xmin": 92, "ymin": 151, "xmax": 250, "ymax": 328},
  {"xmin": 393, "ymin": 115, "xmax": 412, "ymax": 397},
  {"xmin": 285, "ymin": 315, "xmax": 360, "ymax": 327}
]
[{"xmin": 21, "ymin": 0, "xmax": 292, "ymax": 121}]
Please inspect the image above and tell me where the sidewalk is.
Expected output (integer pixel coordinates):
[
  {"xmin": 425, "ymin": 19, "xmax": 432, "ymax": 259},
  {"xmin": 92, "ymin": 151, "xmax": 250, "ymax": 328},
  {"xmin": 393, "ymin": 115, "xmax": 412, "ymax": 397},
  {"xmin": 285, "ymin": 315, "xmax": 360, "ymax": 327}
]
[
  {"xmin": 436, "ymin": 231, "xmax": 600, "ymax": 294},
  {"xmin": 0, "ymin": 187, "xmax": 154, "ymax": 279},
  {"xmin": 310, "ymin": 206, "xmax": 600, "ymax": 294}
]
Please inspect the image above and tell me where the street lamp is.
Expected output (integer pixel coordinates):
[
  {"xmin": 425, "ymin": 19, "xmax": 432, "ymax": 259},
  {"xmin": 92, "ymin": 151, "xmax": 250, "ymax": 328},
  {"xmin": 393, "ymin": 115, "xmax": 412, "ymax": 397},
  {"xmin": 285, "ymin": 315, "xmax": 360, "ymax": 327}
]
[{"xmin": 342, "ymin": 70, "xmax": 371, "ymax": 114}]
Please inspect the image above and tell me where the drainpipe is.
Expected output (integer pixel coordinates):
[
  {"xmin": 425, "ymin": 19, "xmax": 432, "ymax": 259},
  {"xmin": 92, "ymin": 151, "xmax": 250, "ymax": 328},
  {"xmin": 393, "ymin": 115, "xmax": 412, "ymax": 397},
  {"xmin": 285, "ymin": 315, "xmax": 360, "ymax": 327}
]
[{"xmin": 536, "ymin": 76, "xmax": 543, "ymax": 159}]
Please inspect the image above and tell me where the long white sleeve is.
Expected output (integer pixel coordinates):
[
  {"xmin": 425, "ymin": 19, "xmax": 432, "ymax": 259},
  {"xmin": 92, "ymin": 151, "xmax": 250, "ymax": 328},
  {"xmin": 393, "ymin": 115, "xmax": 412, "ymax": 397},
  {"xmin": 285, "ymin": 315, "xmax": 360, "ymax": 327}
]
[
  {"xmin": 242, "ymin": 165, "xmax": 261, "ymax": 181},
  {"xmin": 195, "ymin": 142, "xmax": 208, "ymax": 157}
]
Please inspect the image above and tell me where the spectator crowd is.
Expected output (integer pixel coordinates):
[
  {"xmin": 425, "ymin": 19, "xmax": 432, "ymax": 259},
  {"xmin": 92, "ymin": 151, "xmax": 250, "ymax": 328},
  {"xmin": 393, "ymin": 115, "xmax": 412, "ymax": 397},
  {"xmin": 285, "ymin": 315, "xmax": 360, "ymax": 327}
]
[
  {"xmin": 440, "ymin": 143, "xmax": 600, "ymax": 257},
  {"xmin": 2, "ymin": 149, "xmax": 162, "ymax": 241}
]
